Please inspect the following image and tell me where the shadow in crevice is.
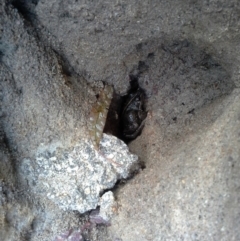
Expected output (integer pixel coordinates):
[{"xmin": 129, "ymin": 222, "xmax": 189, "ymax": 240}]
[
  {"xmin": 11, "ymin": 0, "xmax": 39, "ymax": 23},
  {"xmin": 0, "ymin": 125, "xmax": 17, "ymax": 187}
]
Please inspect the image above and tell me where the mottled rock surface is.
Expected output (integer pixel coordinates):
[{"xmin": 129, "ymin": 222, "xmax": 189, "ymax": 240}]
[
  {"xmin": 0, "ymin": 0, "xmax": 240, "ymax": 240},
  {"xmin": 108, "ymin": 89, "xmax": 240, "ymax": 241},
  {"xmin": 20, "ymin": 134, "xmax": 138, "ymax": 213}
]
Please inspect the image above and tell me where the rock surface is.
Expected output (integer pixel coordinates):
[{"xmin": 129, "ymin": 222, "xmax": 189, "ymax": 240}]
[
  {"xmin": 20, "ymin": 134, "xmax": 138, "ymax": 213},
  {"xmin": 0, "ymin": 0, "xmax": 240, "ymax": 240},
  {"xmin": 108, "ymin": 89, "xmax": 240, "ymax": 241}
]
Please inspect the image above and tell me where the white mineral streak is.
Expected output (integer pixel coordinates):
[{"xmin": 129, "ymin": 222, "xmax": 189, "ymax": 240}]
[{"xmin": 20, "ymin": 134, "xmax": 138, "ymax": 213}]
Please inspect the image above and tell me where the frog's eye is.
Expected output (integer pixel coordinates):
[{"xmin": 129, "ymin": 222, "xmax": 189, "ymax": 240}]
[{"xmin": 88, "ymin": 85, "xmax": 113, "ymax": 148}]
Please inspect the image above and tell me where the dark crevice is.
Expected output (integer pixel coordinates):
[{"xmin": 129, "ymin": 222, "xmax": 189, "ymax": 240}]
[
  {"xmin": 11, "ymin": 0, "xmax": 38, "ymax": 23},
  {"xmin": 103, "ymin": 91, "xmax": 122, "ymax": 138},
  {"xmin": 187, "ymin": 108, "xmax": 195, "ymax": 115},
  {"xmin": 0, "ymin": 50, "xmax": 3, "ymax": 62},
  {"xmin": 0, "ymin": 128, "xmax": 18, "ymax": 188},
  {"xmin": 103, "ymin": 76, "xmax": 147, "ymax": 144},
  {"xmin": 52, "ymin": 49, "xmax": 80, "ymax": 82}
]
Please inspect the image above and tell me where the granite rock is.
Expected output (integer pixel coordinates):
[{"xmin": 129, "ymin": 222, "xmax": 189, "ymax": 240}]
[{"xmin": 20, "ymin": 134, "xmax": 138, "ymax": 213}]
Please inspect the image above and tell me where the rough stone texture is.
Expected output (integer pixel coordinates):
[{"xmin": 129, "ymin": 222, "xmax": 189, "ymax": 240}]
[
  {"xmin": 97, "ymin": 191, "xmax": 116, "ymax": 224},
  {"xmin": 0, "ymin": 0, "xmax": 240, "ymax": 240},
  {"xmin": 90, "ymin": 191, "xmax": 117, "ymax": 225},
  {"xmin": 108, "ymin": 89, "xmax": 240, "ymax": 241},
  {"xmin": 54, "ymin": 229, "xmax": 84, "ymax": 241},
  {"xmin": 0, "ymin": 1, "xmax": 91, "ymax": 160},
  {"xmin": 34, "ymin": 0, "xmax": 240, "ymax": 91},
  {"xmin": 20, "ymin": 134, "xmax": 138, "ymax": 213}
]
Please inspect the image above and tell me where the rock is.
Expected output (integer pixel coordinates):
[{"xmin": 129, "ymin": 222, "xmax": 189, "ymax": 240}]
[
  {"xmin": 90, "ymin": 191, "xmax": 117, "ymax": 225},
  {"xmin": 20, "ymin": 134, "xmax": 138, "ymax": 213},
  {"xmin": 98, "ymin": 191, "xmax": 117, "ymax": 224},
  {"xmin": 54, "ymin": 229, "xmax": 84, "ymax": 241},
  {"xmin": 0, "ymin": 0, "xmax": 240, "ymax": 240},
  {"xmin": 108, "ymin": 89, "xmax": 240, "ymax": 241}
]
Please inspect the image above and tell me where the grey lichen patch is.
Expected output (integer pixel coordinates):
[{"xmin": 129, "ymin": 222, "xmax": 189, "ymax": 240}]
[{"xmin": 20, "ymin": 134, "xmax": 138, "ymax": 213}]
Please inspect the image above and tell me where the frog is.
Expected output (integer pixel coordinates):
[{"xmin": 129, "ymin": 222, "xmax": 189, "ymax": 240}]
[{"xmin": 121, "ymin": 78, "xmax": 147, "ymax": 140}]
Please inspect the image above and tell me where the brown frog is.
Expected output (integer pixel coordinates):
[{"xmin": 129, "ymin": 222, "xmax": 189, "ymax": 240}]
[{"xmin": 121, "ymin": 78, "xmax": 147, "ymax": 140}]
